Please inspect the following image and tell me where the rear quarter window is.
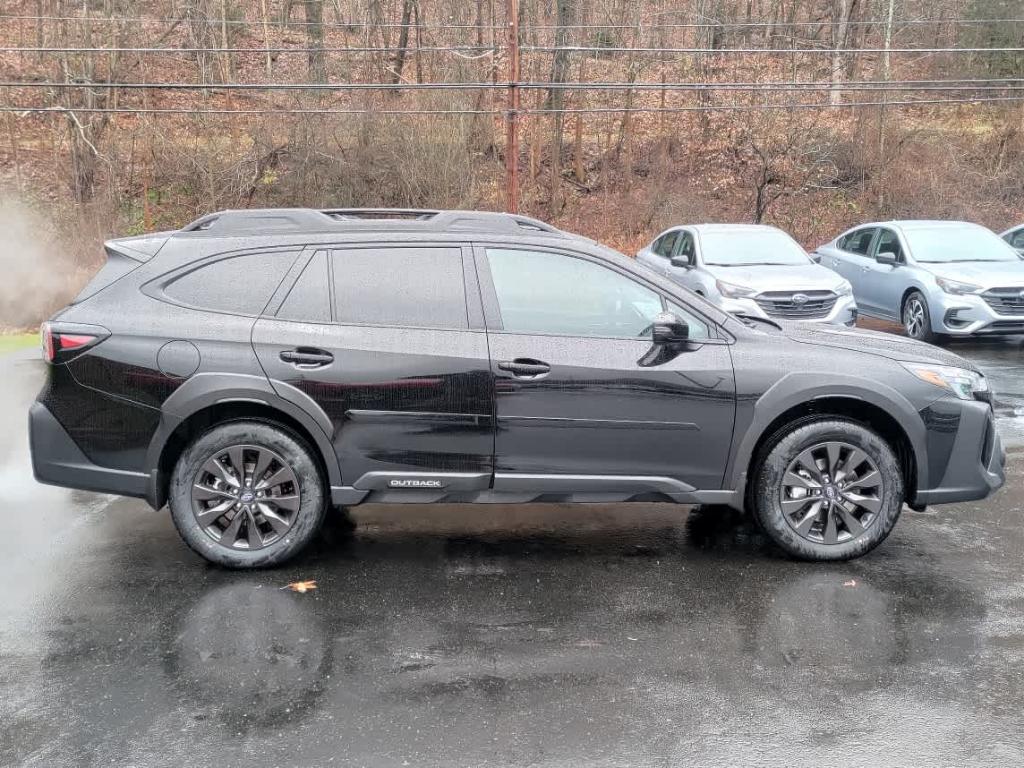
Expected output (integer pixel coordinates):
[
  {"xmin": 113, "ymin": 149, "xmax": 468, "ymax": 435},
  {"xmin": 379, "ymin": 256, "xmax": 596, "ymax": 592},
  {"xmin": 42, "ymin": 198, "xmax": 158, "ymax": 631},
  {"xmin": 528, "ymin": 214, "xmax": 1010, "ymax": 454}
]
[{"xmin": 160, "ymin": 251, "xmax": 298, "ymax": 315}]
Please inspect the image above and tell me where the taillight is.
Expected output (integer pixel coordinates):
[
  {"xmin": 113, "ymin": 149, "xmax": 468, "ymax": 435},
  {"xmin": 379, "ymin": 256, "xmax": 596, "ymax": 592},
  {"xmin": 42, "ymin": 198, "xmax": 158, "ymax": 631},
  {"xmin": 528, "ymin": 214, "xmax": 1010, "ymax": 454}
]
[{"xmin": 40, "ymin": 322, "xmax": 109, "ymax": 364}]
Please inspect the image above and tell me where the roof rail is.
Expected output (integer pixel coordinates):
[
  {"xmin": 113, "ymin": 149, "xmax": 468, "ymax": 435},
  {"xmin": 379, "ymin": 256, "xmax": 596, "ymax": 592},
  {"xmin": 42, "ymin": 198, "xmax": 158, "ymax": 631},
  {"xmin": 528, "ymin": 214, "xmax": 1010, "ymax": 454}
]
[{"xmin": 178, "ymin": 208, "xmax": 566, "ymax": 238}]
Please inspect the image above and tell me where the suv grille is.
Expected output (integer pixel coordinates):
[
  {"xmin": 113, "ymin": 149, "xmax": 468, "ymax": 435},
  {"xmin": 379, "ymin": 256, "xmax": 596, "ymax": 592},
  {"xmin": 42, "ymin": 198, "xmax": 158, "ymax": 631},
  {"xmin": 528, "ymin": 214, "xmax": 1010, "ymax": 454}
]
[
  {"xmin": 982, "ymin": 287, "xmax": 1024, "ymax": 316},
  {"xmin": 755, "ymin": 291, "xmax": 837, "ymax": 319}
]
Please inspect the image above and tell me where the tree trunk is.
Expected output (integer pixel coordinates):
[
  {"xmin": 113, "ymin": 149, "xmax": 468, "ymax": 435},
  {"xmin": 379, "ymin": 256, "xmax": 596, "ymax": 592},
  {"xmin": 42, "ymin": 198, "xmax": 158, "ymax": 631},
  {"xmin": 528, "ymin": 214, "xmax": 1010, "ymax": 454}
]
[
  {"xmin": 392, "ymin": 0, "xmax": 414, "ymax": 84},
  {"xmin": 829, "ymin": 0, "xmax": 857, "ymax": 106},
  {"xmin": 547, "ymin": 0, "xmax": 574, "ymax": 215},
  {"xmin": 304, "ymin": 0, "xmax": 326, "ymax": 83}
]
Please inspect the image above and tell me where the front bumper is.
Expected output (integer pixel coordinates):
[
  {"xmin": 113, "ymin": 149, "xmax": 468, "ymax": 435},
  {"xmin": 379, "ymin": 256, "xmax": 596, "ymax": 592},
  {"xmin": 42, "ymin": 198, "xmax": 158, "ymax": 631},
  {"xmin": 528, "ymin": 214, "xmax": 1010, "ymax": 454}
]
[
  {"xmin": 931, "ymin": 291, "xmax": 1024, "ymax": 336},
  {"xmin": 718, "ymin": 293, "xmax": 858, "ymax": 326},
  {"xmin": 29, "ymin": 401, "xmax": 150, "ymax": 500},
  {"xmin": 913, "ymin": 397, "xmax": 1005, "ymax": 505}
]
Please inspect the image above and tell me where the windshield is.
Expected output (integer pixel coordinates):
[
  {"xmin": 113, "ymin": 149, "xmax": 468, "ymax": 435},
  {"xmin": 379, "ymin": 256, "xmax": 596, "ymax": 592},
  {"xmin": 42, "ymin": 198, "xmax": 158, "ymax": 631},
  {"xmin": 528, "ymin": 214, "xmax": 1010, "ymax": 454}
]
[
  {"xmin": 906, "ymin": 226, "xmax": 1020, "ymax": 263},
  {"xmin": 700, "ymin": 229, "xmax": 811, "ymax": 267}
]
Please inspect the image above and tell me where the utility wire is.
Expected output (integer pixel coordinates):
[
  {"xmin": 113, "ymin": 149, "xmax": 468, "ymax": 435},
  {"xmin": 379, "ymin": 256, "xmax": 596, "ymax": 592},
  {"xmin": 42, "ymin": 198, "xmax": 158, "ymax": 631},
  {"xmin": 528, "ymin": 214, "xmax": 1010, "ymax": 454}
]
[
  {"xmin": 6, "ymin": 79, "xmax": 1024, "ymax": 92},
  {"xmin": 2, "ymin": 12, "xmax": 1023, "ymax": 29},
  {"xmin": 522, "ymin": 45, "xmax": 1024, "ymax": 54},
  {"xmin": 3, "ymin": 95, "xmax": 1024, "ymax": 115}
]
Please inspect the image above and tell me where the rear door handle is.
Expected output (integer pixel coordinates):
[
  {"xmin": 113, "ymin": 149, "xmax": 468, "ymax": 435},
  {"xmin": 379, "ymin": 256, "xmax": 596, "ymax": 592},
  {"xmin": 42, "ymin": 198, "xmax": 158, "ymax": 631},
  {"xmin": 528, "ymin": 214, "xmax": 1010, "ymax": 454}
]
[
  {"xmin": 280, "ymin": 348, "xmax": 334, "ymax": 368},
  {"xmin": 497, "ymin": 358, "xmax": 551, "ymax": 378}
]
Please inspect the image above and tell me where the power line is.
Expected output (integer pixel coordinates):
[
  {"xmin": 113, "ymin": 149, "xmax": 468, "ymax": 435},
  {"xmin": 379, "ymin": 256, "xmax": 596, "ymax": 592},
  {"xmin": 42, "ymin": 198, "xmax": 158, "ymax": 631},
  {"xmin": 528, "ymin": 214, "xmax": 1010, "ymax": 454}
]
[
  {"xmin": 3, "ymin": 95, "xmax": 1023, "ymax": 115},
  {"xmin": 5, "ymin": 43, "xmax": 1024, "ymax": 55},
  {"xmin": 0, "ymin": 13, "xmax": 505, "ymax": 30},
  {"xmin": 5, "ymin": 79, "xmax": 1024, "ymax": 92},
  {"xmin": 2, "ymin": 12, "xmax": 1023, "ymax": 30},
  {"xmin": 522, "ymin": 44, "xmax": 1024, "ymax": 54},
  {"xmin": 0, "ymin": 45, "xmax": 494, "ymax": 54}
]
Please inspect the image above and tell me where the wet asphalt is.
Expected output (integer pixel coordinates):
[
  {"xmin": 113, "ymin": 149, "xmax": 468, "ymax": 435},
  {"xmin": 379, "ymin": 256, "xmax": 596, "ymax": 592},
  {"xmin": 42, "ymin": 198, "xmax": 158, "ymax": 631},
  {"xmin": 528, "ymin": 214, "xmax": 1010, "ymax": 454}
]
[{"xmin": 3, "ymin": 328, "xmax": 1024, "ymax": 768}]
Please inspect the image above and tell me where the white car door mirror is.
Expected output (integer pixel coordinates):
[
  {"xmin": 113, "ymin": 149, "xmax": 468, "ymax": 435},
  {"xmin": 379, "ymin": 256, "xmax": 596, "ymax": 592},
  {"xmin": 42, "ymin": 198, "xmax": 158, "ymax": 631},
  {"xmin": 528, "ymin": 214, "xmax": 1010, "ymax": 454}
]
[{"xmin": 876, "ymin": 251, "xmax": 898, "ymax": 266}]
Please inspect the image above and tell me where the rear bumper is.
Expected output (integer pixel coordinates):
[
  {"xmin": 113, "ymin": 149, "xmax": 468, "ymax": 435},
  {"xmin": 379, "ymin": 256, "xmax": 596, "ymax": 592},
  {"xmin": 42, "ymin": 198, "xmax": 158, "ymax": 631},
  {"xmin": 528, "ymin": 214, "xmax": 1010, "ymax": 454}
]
[
  {"xmin": 29, "ymin": 401, "xmax": 150, "ymax": 500},
  {"xmin": 914, "ymin": 399, "xmax": 1005, "ymax": 505}
]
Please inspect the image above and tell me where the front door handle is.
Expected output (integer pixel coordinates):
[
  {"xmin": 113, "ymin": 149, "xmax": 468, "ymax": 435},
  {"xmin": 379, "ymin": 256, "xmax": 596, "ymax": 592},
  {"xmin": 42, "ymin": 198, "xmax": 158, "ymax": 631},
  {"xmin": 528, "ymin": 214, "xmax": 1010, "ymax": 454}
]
[
  {"xmin": 280, "ymin": 348, "xmax": 334, "ymax": 368},
  {"xmin": 497, "ymin": 358, "xmax": 551, "ymax": 378}
]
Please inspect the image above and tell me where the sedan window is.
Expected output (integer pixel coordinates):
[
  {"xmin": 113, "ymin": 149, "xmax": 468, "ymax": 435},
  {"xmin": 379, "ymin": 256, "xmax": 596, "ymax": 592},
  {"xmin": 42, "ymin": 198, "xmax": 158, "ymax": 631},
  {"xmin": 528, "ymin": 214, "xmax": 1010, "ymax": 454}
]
[
  {"xmin": 840, "ymin": 228, "xmax": 876, "ymax": 256},
  {"xmin": 653, "ymin": 231, "xmax": 679, "ymax": 258},
  {"xmin": 1010, "ymin": 229, "xmax": 1024, "ymax": 249}
]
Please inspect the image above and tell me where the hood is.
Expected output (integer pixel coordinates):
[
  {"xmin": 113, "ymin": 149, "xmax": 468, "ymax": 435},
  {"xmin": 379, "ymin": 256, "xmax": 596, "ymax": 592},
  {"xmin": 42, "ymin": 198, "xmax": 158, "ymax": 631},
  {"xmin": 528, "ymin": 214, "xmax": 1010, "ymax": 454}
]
[
  {"xmin": 920, "ymin": 260, "xmax": 1024, "ymax": 289},
  {"xmin": 703, "ymin": 263, "xmax": 846, "ymax": 293},
  {"xmin": 780, "ymin": 323, "xmax": 978, "ymax": 371}
]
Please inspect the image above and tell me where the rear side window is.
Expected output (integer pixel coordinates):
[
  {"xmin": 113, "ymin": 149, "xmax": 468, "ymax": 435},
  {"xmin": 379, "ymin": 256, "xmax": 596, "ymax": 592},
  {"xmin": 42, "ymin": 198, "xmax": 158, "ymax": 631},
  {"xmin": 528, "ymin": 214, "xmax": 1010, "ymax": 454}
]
[
  {"xmin": 162, "ymin": 251, "xmax": 295, "ymax": 315},
  {"xmin": 278, "ymin": 251, "xmax": 330, "ymax": 323},
  {"xmin": 839, "ymin": 228, "xmax": 876, "ymax": 256},
  {"xmin": 331, "ymin": 246, "xmax": 467, "ymax": 328},
  {"xmin": 1010, "ymin": 229, "xmax": 1024, "ymax": 248}
]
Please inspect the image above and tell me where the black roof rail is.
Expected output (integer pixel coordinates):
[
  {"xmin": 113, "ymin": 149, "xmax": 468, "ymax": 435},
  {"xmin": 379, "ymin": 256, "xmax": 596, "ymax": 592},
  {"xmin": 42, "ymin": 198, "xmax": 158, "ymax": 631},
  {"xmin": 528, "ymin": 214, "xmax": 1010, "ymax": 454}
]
[{"xmin": 178, "ymin": 208, "xmax": 568, "ymax": 238}]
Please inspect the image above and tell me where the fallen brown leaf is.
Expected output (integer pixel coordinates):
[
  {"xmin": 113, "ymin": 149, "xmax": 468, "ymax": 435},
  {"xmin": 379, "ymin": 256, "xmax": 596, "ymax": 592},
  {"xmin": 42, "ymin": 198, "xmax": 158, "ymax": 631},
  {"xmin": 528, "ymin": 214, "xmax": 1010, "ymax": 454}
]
[{"xmin": 284, "ymin": 579, "xmax": 318, "ymax": 593}]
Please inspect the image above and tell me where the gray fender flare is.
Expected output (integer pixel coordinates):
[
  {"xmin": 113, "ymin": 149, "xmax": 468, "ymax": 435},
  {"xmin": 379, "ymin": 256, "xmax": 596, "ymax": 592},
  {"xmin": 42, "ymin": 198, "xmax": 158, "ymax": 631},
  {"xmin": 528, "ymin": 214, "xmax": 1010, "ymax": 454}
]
[
  {"xmin": 145, "ymin": 373, "xmax": 341, "ymax": 506},
  {"xmin": 726, "ymin": 372, "xmax": 928, "ymax": 498}
]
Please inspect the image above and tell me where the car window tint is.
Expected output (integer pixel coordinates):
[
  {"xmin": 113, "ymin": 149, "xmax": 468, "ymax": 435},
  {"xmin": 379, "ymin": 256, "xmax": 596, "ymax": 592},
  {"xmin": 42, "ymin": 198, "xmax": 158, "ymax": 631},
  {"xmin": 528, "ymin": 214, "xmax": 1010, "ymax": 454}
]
[
  {"xmin": 665, "ymin": 300, "xmax": 710, "ymax": 340},
  {"xmin": 842, "ymin": 228, "xmax": 876, "ymax": 256},
  {"xmin": 654, "ymin": 231, "xmax": 678, "ymax": 258},
  {"xmin": 487, "ymin": 248, "xmax": 664, "ymax": 339},
  {"xmin": 163, "ymin": 251, "xmax": 294, "ymax": 315},
  {"xmin": 278, "ymin": 251, "xmax": 330, "ymax": 322},
  {"xmin": 331, "ymin": 246, "xmax": 467, "ymax": 328},
  {"xmin": 875, "ymin": 229, "xmax": 903, "ymax": 261},
  {"xmin": 1011, "ymin": 230, "xmax": 1024, "ymax": 248}
]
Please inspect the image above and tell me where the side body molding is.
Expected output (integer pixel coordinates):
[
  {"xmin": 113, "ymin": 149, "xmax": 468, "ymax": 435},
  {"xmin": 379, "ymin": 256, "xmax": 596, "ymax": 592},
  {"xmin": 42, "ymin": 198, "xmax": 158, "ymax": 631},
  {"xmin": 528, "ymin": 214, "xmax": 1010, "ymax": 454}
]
[
  {"xmin": 145, "ymin": 372, "xmax": 342, "ymax": 508},
  {"xmin": 724, "ymin": 373, "xmax": 930, "ymax": 507}
]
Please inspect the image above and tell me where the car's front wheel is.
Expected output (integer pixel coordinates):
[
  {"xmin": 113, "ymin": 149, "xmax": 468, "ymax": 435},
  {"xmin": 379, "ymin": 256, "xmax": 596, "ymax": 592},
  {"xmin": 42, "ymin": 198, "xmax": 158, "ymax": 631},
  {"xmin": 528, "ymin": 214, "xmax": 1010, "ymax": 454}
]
[
  {"xmin": 168, "ymin": 421, "xmax": 326, "ymax": 568},
  {"xmin": 752, "ymin": 419, "xmax": 904, "ymax": 561},
  {"xmin": 903, "ymin": 290, "xmax": 938, "ymax": 343}
]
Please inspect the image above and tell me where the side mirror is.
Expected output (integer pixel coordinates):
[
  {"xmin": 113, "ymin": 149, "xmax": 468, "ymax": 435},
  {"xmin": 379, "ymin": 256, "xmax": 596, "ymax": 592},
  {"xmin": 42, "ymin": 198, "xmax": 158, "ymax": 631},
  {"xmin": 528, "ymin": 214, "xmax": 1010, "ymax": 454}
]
[
  {"xmin": 875, "ymin": 251, "xmax": 898, "ymax": 266},
  {"xmin": 670, "ymin": 256, "xmax": 692, "ymax": 269},
  {"xmin": 810, "ymin": 252, "xmax": 822, "ymax": 264},
  {"xmin": 652, "ymin": 312, "xmax": 689, "ymax": 345}
]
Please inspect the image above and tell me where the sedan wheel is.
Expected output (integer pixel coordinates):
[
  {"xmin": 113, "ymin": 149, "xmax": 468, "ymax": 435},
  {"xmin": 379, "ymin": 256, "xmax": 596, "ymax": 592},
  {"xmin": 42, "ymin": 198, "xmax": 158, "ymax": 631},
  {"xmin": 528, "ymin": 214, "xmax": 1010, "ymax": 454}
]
[{"xmin": 902, "ymin": 292, "xmax": 936, "ymax": 342}]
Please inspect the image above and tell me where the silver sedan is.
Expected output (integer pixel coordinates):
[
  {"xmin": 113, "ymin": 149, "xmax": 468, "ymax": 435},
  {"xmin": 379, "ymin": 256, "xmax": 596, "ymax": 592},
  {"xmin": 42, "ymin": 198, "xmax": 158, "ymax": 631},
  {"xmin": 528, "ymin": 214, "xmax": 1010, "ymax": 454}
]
[{"xmin": 816, "ymin": 220, "xmax": 1024, "ymax": 342}]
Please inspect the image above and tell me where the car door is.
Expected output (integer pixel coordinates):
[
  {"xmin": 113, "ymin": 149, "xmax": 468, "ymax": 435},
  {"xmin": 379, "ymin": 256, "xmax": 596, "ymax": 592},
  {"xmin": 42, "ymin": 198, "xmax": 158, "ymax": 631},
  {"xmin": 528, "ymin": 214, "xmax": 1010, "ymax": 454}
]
[
  {"xmin": 252, "ymin": 245, "xmax": 495, "ymax": 494},
  {"xmin": 830, "ymin": 227, "xmax": 879, "ymax": 313},
  {"xmin": 862, "ymin": 227, "xmax": 905, "ymax": 320},
  {"xmin": 475, "ymin": 244, "xmax": 736, "ymax": 495}
]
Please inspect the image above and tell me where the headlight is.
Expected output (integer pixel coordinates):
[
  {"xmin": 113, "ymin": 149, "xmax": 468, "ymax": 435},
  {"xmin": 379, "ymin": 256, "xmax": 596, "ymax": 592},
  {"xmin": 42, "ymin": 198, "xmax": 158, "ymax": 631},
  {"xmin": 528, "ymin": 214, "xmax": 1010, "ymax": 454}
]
[
  {"xmin": 834, "ymin": 280, "xmax": 853, "ymax": 297},
  {"xmin": 900, "ymin": 362, "xmax": 988, "ymax": 400},
  {"xmin": 716, "ymin": 279, "xmax": 757, "ymax": 299},
  {"xmin": 935, "ymin": 277, "xmax": 982, "ymax": 295}
]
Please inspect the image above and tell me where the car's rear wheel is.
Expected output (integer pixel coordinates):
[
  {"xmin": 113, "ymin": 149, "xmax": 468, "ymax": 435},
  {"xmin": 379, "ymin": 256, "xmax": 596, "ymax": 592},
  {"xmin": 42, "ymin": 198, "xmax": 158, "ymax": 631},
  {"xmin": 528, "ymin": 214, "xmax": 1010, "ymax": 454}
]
[
  {"xmin": 902, "ymin": 290, "xmax": 938, "ymax": 343},
  {"xmin": 169, "ymin": 421, "xmax": 326, "ymax": 568},
  {"xmin": 752, "ymin": 419, "xmax": 904, "ymax": 561}
]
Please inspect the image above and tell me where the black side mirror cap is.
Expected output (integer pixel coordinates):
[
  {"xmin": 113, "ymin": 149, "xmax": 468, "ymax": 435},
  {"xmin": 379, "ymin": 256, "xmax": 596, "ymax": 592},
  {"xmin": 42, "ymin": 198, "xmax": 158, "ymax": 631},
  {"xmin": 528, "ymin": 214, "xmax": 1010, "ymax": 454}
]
[
  {"xmin": 652, "ymin": 312, "xmax": 689, "ymax": 345},
  {"xmin": 876, "ymin": 251, "xmax": 898, "ymax": 266}
]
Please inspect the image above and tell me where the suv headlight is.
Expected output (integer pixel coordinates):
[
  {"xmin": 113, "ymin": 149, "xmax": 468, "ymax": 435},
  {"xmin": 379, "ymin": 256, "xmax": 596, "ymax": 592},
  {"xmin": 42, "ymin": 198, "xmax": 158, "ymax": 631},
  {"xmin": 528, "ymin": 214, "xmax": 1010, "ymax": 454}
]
[
  {"xmin": 935, "ymin": 277, "xmax": 982, "ymax": 295},
  {"xmin": 716, "ymin": 279, "xmax": 757, "ymax": 299},
  {"xmin": 900, "ymin": 362, "xmax": 988, "ymax": 400},
  {"xmin": 834, "ymin": 280, "xmax": 853, "ymax": 297}
]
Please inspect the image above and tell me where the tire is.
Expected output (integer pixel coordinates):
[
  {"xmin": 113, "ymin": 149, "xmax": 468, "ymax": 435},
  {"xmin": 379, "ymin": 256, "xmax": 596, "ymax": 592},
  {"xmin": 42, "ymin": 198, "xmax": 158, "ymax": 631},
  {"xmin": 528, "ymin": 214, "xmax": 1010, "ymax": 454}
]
[
  {"xmin": 752, "ymin": 419, "xmax": 904, "ymax": 561},
  {"xmin": 902, "ymin": 290, "xmax": 939, "ymax": 344},
  {"xmin": 168, "ymin": 421, "xmax": 327, "ymax": 569}
]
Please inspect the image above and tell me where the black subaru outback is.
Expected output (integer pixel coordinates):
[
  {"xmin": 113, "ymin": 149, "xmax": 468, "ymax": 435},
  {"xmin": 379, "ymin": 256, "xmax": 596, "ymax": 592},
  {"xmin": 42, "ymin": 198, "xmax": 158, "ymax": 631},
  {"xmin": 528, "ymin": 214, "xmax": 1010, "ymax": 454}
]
[{"xmin": 29, "ymin": 209, "xmax": 1005, "ymax": 568}]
